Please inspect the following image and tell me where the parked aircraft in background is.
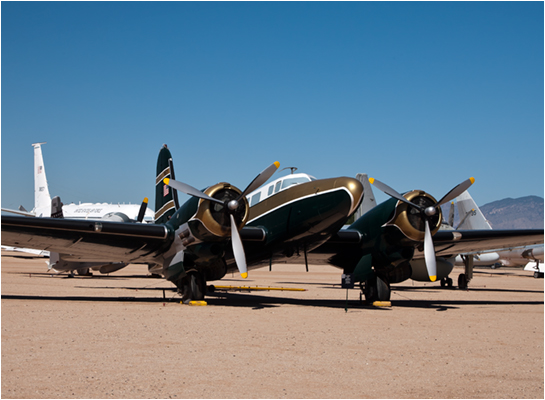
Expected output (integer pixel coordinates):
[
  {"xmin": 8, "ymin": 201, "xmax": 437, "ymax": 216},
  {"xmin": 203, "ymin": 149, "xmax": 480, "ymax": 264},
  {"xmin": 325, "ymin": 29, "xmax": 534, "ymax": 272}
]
[
  {"xmin": 451, "ymin": 190, "xmax": 544, "ymax": 280},
  {"xmin": 1, "ymin": 142, "xmax": 154, "ymax": 222},
  {"xmin": 2, "ymin": 147, "xmax": 543, "ymax": 303},
  {"xmin": 1, "ymin": 142, "xmax": 154, "ymax": 276}
]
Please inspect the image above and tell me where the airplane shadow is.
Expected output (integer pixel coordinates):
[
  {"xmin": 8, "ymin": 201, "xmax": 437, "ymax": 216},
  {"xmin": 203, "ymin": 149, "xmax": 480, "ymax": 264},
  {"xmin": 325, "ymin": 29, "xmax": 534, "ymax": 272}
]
[{"xmin": 2, "ymin": 288, "xmax": 542, "ymax": 311}]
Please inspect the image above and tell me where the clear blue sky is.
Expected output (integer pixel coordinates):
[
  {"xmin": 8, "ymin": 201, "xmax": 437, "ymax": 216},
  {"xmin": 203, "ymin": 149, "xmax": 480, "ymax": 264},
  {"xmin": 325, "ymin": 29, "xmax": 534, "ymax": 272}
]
[{"xmin": 2, "ymin": 1, "xmax": 543, "ymax": 212}]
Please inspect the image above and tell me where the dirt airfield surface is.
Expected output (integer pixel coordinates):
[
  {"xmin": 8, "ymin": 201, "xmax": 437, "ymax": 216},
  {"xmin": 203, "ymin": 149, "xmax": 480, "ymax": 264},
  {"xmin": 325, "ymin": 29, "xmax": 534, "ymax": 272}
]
[{"xmin": 2, "ymin": 251, "xmax": 543, "ymax": 399}]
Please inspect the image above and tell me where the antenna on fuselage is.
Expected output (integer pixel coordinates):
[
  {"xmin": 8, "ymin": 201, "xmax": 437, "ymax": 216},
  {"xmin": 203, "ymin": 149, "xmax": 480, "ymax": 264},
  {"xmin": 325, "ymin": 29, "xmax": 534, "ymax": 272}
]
[{"xmin": 280, "ymin": 167, "xmax": 298, "ymax": 174}]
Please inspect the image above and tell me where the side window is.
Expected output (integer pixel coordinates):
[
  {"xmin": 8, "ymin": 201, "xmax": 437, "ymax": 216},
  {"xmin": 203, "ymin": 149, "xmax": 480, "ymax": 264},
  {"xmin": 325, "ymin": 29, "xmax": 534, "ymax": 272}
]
[
  {"xmin": 274, "ymin": 181, "xmax": 282, "ymax": 193},
  {"xmin": 267, "ymin": 185, "xmax": 274, "ymax": 196},
  {"xmin": 250, "ymin": 192, "xmax": 261, "ymax": 206}
]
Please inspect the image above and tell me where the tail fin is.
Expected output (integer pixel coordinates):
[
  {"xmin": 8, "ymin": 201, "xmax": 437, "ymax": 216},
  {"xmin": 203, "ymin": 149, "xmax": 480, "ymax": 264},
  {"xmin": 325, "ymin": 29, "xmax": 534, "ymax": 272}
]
[
  {"xmin": 155, "ymin": 144, "xmax": 177, "ymax": 224},
  {"xmin": 32, "ymin": 142, "xmax": 52, "ymax": 217},
  {"xmin": 353, "ymin": 173, "xmax": 377, "ymax": 219},
  {"xmin": 455, "ymin": 190, "xmax": 493, "ymax": 230}
]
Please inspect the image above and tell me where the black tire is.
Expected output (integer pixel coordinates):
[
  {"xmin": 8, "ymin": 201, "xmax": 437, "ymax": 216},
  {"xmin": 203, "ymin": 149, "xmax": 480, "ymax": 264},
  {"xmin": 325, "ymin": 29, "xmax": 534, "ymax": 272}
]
[
  {"xmin": 364, "ymin": 275, "xmax": 390, "ymax": 302},
  {"xmin": 376, "ymin": 275, "xmax": 390, "ymax": 301},
  {"xmin": 363, "ymin": 278, "xmax": 376, "ymax": 303},
  {"xmin": 458, "ymin": 273, "xmax": 468, "ymax": 289},
  {"xmin": 189, "ymin": 271, "xmax": 206, "ymax": 301}
]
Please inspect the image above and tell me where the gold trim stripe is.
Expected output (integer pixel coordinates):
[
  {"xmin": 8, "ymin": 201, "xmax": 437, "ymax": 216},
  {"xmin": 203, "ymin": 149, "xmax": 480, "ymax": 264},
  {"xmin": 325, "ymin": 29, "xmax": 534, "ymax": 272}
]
[
  {"xmin": 156, "ymin": 167, "xmax": 171, "ymax": 185},
  {"xmin": 155, "ymin": 200, "xmax": 175, "ymax": 220}
]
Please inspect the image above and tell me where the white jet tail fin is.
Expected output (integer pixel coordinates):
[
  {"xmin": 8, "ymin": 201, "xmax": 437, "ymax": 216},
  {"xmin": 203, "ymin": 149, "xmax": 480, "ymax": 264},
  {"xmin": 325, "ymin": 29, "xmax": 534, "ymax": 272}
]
[
  {"xmin": 455, "ymin": 190, "xmax": 493, "ymax": 230},
  {"xmin": 32, "ymin": 142, "xmax": 52, "ymax": 217}
]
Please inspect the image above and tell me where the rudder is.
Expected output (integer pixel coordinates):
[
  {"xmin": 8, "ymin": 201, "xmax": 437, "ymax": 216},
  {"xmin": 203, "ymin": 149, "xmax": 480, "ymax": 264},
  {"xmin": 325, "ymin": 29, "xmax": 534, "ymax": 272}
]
[{"xmin": 155, "ymin": 144, "xmax": 177, "ymax": 224}]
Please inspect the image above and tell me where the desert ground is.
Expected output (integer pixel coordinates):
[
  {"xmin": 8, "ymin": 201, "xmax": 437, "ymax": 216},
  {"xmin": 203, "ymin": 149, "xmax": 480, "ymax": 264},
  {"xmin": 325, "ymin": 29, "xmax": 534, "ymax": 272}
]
[{"xmin": 2, "ymin": 250, "xmax": 543, "ymax": 399}]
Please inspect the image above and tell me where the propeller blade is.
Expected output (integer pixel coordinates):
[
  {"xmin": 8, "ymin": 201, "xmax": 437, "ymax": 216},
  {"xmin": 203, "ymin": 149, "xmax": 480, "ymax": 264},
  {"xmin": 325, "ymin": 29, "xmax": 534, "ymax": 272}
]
[
  {"xmin": 424, "ymin": 219, "xmax": 437, "ymax": 282},
  {"xmin": 230, "ymin": 214, "xmax": 248, "ymax": 279},
  {"xmin": 238, "ymin": 161, "xmax": 280, "ymax": 200},
  {"xmin": 435, "ymin": 177, "xmax": 475, "ymax": 207},
  {"xmin": 137, "ymin": 197, "xmax": 148, "ymax": 223},
  {"xmin": 163, "ymin": 178, "xmax": 224, "ymax": 205},
  {"xmin": 369, "ymin": 178, "xmax": 423, "ymax": 210}
]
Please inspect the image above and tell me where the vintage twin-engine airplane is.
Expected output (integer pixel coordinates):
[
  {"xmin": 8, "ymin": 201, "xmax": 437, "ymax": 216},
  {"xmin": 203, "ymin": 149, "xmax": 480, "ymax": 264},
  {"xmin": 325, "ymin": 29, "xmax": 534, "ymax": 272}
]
[
  {"xmin": 2, "ymin": 145, "xmax": 543, "ymax": 303},
  {"xmin": 2, "ymin": 145, "xmax": 364, "ymax": 302}
]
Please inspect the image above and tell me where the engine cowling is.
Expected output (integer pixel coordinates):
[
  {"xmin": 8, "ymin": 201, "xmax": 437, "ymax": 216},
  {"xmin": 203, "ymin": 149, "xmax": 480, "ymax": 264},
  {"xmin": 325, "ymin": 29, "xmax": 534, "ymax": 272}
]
[
  {"xmin": 384, "ymin": 190, "xmax": 442, "ymax": 242},
  {"xmin": 190, "ymin": 182, "xmax": 249, "ymax": 241}
]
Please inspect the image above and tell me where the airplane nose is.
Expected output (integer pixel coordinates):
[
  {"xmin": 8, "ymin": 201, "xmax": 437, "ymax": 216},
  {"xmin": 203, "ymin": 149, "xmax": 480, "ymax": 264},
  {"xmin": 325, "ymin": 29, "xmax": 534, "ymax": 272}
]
[{"xmin": 334, "ymin": 177, "xmax": 364, "ymax": 216}]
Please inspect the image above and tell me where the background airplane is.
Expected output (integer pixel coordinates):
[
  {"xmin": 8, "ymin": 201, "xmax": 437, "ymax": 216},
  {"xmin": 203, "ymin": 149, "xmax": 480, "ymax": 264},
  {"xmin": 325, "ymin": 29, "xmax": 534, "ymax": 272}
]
[
  {"xmin": 451, "ymin": 190, "xmax": 544, "ymax": 281},
  {"xmin": 1, "ymin": 142, "xmax": 155, "ymax": 222},
  {"xmin": 1, "ymin": 142, "xmax": 155, "ymax": 276}
]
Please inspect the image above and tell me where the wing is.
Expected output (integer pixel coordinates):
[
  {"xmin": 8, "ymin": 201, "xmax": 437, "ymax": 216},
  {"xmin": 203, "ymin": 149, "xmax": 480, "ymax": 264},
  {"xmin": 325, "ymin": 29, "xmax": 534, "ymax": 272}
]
[
  {"xmin": 417, "ymin": 229, "xmax": 544, "ymax": 259},
  {"xmin": 1, "ymin": 216, "xmax": 173, "ymax": 264},
  {"xmin": 312, "ymin": 228, "xmax": 544, "ymax": 261}
]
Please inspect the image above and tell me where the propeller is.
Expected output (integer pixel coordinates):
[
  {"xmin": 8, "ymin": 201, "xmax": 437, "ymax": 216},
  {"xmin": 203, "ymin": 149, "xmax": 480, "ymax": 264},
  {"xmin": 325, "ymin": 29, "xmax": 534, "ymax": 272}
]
[
  {"xmin": 137, "ymin": 197, "xmax": 148, "ymax": 223},
  {"xmin": 369, "ymin": 177, "xmax": 475, "ymax": 282},
  {"xmin": 164, "ymin": 161, "xmax": 280, "ymax": 278}
]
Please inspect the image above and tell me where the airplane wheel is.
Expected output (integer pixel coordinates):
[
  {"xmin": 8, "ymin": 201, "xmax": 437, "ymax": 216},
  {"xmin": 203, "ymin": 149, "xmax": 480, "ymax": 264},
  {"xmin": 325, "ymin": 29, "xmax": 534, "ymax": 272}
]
[
  {"xmin": 440, "ymin": 278, "xmax": 446, "ymax": 287},
  {"xmin": 363, "ymin": 279, "xmax": 376, "ymax": 303},
  {"xmin": 458, "ymin": 273, "xmax": 468, "ymax": 289},
  {"xmin": 189, "ymin": 271, "xmax": 206, "ymax": 301},
  {"xmin": 364, "ymin": 275, "xmax": 390, "ymax": 302},
  {"xmin": 447, "ymin": 277, "xmax": 453, "ymax": 287},
  {"xmin": 376, "ymin": 275, "xmax": 390, "ymax": 301},
  {"xmin": 178, "ymin": 276, "xmax": 192, "ymax": 304}
]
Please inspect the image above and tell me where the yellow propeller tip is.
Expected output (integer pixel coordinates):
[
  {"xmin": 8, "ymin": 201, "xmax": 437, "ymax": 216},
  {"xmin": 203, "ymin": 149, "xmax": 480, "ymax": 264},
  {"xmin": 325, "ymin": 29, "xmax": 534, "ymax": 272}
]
[
  {"xmin": 241, "ymin": 272, "xmax": 248, "ymax": 279},
  {"xmin": 369, "ymin": 177, "xmax": 375, "ymax": 184},
  {"xmin": 274, "ymin": 161, "xmax": 280, "ymax": 168},
  {"xmin": 143, "ymin": 197, "xmax": 149, "ymax": 203},
  {"xmin": 430, "ymin": 275, "xmax": 437, "ymax": 282},
  {"xmin": 469, "ymin": 177, "xmax": 475, "ymax": 184},
  {"xmin": 163, "ymin": 178, "xmax": 170, "ymax": 185}
]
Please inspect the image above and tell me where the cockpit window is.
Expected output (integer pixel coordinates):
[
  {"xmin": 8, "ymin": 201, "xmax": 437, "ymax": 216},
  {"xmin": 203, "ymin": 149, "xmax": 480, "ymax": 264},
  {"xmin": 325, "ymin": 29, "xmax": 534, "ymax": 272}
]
[{"xmin": 281, "ymin": 176, "xmax": 311, "ymax": 189}]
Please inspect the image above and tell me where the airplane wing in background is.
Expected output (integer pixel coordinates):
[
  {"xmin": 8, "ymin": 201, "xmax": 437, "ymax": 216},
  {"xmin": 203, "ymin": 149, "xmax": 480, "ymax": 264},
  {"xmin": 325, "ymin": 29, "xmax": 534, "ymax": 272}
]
[{"xmin": 414, "ymin": 229, "xmax": 544, "ymax": 259}]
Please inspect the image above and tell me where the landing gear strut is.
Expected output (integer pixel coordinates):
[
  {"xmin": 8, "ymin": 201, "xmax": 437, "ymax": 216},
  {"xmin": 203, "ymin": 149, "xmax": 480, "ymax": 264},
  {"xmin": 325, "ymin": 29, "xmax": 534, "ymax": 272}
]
[
  {"xmin": 458, "ymin": 255, "xmax": 474, "ymax": 290},
  {"xmin": 176, "ymin": 270, "xmax": 207, "ymax": 304}
]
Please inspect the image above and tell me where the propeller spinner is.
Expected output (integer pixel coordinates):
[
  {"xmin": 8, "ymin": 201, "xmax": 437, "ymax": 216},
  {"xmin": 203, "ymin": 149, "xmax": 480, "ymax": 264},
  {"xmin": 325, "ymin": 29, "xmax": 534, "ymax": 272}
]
[
  {"xmin": 164, "ymin": 161, "xmax": 280, "ymax": 278},
  {"xmin": 370, "ymin": 177, "xmax": 475, "ymax": 282}
]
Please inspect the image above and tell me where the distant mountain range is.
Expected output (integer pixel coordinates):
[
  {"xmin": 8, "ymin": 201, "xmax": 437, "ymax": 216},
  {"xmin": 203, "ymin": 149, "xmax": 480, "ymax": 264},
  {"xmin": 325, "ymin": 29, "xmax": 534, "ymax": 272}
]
[{"xmin": 442, "ymin": 195, "xmax": 544, "ymax": 229}]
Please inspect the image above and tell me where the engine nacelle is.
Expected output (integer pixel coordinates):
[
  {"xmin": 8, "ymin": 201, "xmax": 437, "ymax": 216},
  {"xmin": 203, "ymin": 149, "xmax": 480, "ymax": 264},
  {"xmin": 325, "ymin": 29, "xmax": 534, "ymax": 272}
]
[
  {"xmin": 410, "ymin": 257, "xmax": 454, "ymax": 282},
  {"xmin": 385, "ymin": 190, "xmax": 442, "ymax": 242}
]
